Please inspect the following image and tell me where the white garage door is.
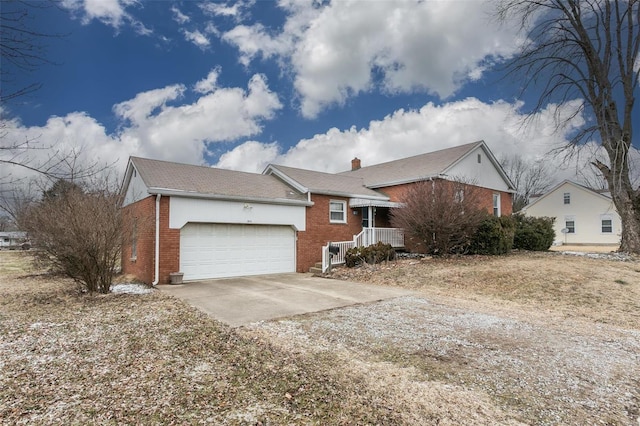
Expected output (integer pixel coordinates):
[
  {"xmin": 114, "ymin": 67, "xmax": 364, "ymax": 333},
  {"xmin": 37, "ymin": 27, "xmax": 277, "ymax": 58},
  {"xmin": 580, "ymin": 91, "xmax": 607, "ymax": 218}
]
[{"xmin": 180, "ymin": 223, "xmax": 295, "ymax": 280}]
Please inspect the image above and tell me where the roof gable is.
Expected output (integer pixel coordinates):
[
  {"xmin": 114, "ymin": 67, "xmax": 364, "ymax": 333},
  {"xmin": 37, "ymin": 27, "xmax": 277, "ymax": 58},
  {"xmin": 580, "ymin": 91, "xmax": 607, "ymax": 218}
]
[
  {"xmin": 339, "ymin": 141, "xmax": 514, "ymax": 190},
  {"xmin": 523, "ymin": 180, "xmax": 612, "ymax": 212},
  {"xmin": 125, "ymin": 157, "xmax": 307, "ymax": 204}
]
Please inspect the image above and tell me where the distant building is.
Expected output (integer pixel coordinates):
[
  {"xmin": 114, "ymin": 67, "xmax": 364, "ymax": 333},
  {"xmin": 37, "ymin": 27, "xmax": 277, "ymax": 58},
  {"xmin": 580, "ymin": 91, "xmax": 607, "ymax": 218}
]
[
  {"xmin": 522, "ymin": 180, "xmax": 620, "ymax": 246},
  {"xmin": 0, "ymin": 231, "xmax": 28, "ymax": 249}
]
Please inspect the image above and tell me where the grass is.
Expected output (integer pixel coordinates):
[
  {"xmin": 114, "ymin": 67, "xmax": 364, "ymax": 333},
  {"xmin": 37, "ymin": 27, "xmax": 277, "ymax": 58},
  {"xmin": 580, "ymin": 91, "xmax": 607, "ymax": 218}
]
[
  {"xmin": 2, "ymin": 250, "xmax": 639, "ymax": 425},
  {"xmin": 0, "ymin": 251, "xmax": 403, "ymax": 425},
  {"xmin": 331, "ymin": 251, "xmax": 640, "ymax": 329}
]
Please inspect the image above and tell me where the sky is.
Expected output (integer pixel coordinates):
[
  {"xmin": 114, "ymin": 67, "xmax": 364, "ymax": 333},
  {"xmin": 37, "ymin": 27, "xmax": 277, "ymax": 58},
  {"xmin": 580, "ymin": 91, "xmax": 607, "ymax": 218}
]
[{"xmin": 1, "ymin": 0, "xmax": 638, "ymax": 187}]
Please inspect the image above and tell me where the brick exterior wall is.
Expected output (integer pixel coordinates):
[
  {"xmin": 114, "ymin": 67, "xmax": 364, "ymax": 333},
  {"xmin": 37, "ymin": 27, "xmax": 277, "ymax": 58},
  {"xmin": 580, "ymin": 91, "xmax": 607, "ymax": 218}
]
[
  {"xmin": 296, "ymin": 194, "xmax": 362, "ymax": 272},
  {"xmin": 379, "ymin": 180, "xmax": 513, "ymax": 216},
  {"xmin": 121, "ymin": 196, "xmax": 180, "ymax": 284},
  {"xmin": 122, "ymin": 180, "xmax": 514, "ymax": 278}
]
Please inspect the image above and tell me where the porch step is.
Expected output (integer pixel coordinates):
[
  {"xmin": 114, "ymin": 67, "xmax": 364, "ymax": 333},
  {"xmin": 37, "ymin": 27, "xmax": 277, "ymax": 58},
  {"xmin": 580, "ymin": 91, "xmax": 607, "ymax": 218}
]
[{"xmin": 309, "ymin": 262, "xmax": 324, "ymax": 275}]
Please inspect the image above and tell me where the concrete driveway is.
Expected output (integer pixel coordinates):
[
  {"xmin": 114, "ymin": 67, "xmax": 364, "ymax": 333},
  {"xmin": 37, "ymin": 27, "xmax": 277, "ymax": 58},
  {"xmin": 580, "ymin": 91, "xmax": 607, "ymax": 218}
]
[{"xmin": 159, "ymin": 273, "xmax": 412, "ymax": 327}]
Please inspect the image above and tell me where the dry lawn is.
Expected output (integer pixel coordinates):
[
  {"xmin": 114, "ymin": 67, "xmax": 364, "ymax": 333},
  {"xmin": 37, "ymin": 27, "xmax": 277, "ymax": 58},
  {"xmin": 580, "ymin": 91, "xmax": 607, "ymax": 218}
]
[
  {"xmin": 0, "ymin": 251, "xmax": 404, "ymax": 425},
  {"xmin": 2, "ymin": 250, "xmax": 639, "ymax": 425},
  {"xmin": 255, "ymin": 251, "xmax": 640, "ymax": 425}
]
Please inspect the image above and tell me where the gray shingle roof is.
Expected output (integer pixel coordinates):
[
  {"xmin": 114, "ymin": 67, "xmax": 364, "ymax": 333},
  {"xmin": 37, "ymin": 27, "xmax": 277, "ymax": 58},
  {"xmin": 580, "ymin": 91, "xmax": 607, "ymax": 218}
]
[
  {"xmin": 340, "ymin": 141, "xmax": 483, "ymax": 187},
  {"xmin": 130, "ymin": 157, "xmax": 307, "ymax": 203},
  {"xmin": 267, "ymin": 164, "xmax": 387, "ymax": 199}
]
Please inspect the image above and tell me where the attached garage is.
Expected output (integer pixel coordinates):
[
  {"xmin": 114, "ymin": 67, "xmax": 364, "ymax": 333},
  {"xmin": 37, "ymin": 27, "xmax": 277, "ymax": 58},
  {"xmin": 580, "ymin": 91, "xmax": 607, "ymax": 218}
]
[{"xmin": 180, "ymin": 223, "xmax": 296, "ymax": 281}]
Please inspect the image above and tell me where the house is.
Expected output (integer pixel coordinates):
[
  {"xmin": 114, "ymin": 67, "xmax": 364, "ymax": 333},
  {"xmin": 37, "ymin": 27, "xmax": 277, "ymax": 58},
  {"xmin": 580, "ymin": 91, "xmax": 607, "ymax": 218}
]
[
  {"xmin": 522, "ymin": 180, "xmax": 621, "ymax": 246},
  {"xmin": 0, "ymin": 231, "xmax": 28, "ymax": 249},
  {"xmin": 121, "ymin": 140, "xmax": 515, "ymax": 284}
]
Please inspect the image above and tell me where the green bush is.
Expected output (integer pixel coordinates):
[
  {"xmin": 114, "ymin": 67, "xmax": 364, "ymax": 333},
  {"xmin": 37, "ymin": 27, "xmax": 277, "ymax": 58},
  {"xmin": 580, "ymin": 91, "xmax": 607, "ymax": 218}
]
[
  {"xmin": 469, "ymin": 215, "xmax": 515, "ymax": 255},
  {"xmin": 344, "ymin": 242, "xmax": 396, "ymax": 267},
  {"xmin": 513, "ymin": 214, "xmax": 555, "ymax": 251}
]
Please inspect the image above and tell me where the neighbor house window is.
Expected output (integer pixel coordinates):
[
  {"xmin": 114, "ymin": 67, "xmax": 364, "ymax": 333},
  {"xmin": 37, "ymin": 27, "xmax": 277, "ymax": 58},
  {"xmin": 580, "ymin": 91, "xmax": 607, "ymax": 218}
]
[
  {"xmin": 601, "ymin": 215, "xmax": 613, "ymax": 233},
  {"xmin": 477, "ymin": 154, "xmax": 482, "ymax": 164},
  {"xmin": 493, "ymin": 193, "xmax": 501, "ymax": 217},
  {"xmin": 564, "ymin": 192, "xmax": 570, "ymax": 204},
  {"xmin": 329, "ymin": 200, "xmax": 346, "ymax": 223},
  {"xmin": 565, "ymin": 219, "xmax": 575, "ymax": 234}
]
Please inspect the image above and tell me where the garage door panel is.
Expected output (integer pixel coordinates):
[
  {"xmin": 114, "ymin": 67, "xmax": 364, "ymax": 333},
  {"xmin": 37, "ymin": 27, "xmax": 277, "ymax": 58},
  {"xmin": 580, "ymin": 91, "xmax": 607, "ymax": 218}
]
[{"xmin": 180, "ymin": 223, "xmax": 295, "ymax": 280}]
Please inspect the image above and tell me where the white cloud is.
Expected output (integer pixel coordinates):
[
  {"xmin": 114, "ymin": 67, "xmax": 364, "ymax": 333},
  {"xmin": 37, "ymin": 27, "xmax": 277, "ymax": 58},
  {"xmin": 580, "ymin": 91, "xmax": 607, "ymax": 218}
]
[
  {"xmin": 200, "ymin": 1, "xmax": 254, "ymax": 20},
  {"xmin": 113, "ymin": 85, "xmax": 186, "ymax": 126},
  {"xmin": 194, "ymin": 68, "xmax": 221, "ymax": 94},
  {"xmin": 182, "ymin": 29, "xmax": 210, "ymax": 49},
  {"xmin": 1, "ymin": 71, "xmax": 282, "ymax": 182},
  {"xmin": 222, "ymin": 0, "xmax": 522, "ymax": 118},
  {"xmin": 171, "ymin": 5, "xmax": 190, "ymax": 24},
  {"xmin": 215, "ymin": 141, "xmax": 279, "ymax": 172},
  {"xmin": 223, "ymin": 24, "xmax": 290, "ymax": 67},
  {"xmin": 61, "ymin": 0, "xmax": 149, "ymax": 34},
  {"xmin": 215, "ymin": 98, "xmax": 598, "ymax": 185}
]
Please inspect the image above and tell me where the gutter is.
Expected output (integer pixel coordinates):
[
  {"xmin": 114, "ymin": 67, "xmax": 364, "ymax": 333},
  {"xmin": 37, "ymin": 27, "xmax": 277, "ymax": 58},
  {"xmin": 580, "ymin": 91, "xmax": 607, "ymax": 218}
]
[
  {"xmin": 147, "ymin": 187, "xmax": 313, "ymax": 206},
  {"xmin": 152, "ymin": 194, "xmax": 160, "ymax": 286}
]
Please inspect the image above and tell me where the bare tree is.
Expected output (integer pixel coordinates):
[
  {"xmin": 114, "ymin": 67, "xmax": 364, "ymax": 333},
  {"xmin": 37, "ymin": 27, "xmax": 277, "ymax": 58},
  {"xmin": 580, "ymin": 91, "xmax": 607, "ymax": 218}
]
[
  {"xmin": 500, "ymin": 154, "xmax": 554, "ymax": 211},
  {"xmin": 18, "ymin": 176, "xmax": 140, "ymax": 294},
  {"xmin": 497, "ymin": 0, "xmax": 640, "ymax": 253},
  {"xmin": 390, "ymin": 179, "xmax": 487, "ymax": 255},
  {"xmin": 0, "ymin": 0, "xmax": 62, "ymax": 103}
]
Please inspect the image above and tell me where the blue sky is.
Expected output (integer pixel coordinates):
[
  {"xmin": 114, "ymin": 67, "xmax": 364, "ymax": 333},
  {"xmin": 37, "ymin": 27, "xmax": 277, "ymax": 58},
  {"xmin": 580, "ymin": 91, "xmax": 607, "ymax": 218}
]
[{"xmin": 2, "ymin": 0, "xmax": 638, "ymax": 184}]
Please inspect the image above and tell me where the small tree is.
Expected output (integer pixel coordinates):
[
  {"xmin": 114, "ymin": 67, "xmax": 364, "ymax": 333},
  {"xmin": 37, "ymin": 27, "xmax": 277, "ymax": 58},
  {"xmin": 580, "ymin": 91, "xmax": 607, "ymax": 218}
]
[
  {"xmin": 19, "ymin": 178, "xmax": 135, "ymax": 294},
  {"xmin": 500, "ymin": 154, "xmax": 553, "ymax": 212},
  {"xmin": 390, "ymin": 179, "xmax": 487, "ymax": 255}
]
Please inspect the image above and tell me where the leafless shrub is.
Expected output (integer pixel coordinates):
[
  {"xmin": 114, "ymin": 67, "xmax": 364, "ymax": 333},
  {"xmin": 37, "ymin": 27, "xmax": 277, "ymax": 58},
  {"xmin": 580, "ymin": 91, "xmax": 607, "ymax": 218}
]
[
  {"xmin": 390, "ymin": 179, "xmax": 487, "ymax": 255},
  {"xmin": 18, "ymin": 177, "xmax": 139, "ymax": 293}
]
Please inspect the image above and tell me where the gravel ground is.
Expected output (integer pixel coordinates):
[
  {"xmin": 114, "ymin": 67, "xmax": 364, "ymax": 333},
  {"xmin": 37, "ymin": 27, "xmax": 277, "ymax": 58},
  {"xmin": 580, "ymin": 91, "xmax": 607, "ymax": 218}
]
[
  {"xmin": 252, "ymin": 296, "xmax": 640, "ymax": 425},
  {"xmin": 251, "ymin": 252, "xmax": 640, "ymax": 425}
]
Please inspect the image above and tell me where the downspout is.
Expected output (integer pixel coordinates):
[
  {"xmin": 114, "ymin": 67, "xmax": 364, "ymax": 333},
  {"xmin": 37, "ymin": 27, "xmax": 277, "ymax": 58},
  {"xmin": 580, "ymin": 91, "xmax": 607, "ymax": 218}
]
[{"xmin": 152, "ymin": 194, "xmax": 161, "ymax": 286}]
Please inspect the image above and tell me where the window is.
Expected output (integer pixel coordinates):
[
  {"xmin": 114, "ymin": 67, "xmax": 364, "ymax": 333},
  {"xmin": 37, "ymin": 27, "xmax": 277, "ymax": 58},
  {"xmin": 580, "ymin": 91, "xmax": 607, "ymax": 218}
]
[
  {"xmin": 477, "ymin": 154, "xmax": 482, "ymax": 164},
  {"xmin": 329, "ymin": 200, "xmax": 346, "ymax": 223},
  {"xmin": 131, "ymin": 220, "xmax": 138, "ymax": 260},
  {"xmin": 493, "ymin": 193, "xmax": 500, "ymax": 217},
  {"xmin": 563, "ymin": 192, "xmax": 570, "ymax": 204},
  {"xmin": 565, "ymin": 220, "xmax": 575, "ymax": 234},
  {"xmin": 454, "ymin": 189, "xmax": 464, "ymax": 203},
  {"xmin": 601, "ymin": 216, "xmax": 613, "ymax": 233}
]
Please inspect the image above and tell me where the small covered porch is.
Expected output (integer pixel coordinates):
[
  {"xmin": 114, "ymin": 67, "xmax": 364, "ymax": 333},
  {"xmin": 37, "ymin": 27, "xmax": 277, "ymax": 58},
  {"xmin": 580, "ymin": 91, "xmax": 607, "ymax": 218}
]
[{"xmin": 320, "ymin": 198, "xmax": 405, "ymax": 272}]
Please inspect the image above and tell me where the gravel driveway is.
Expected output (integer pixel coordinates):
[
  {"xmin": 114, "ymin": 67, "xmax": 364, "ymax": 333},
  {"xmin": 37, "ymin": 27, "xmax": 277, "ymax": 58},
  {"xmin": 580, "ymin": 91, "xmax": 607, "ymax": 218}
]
[{"xmin": 251, "ymin": 295, "xmax": 640, "ymax": 425}]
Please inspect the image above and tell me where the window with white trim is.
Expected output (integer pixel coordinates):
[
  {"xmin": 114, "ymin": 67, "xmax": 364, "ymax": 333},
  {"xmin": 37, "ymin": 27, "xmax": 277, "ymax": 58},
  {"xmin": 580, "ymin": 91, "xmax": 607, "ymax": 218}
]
[
  {"xmin": 329, "ymin": 200, "xmax": 346, "ymax": 223},
  {"xmin": 565, "ymin": 219, "xmax": 575, "ymax": 233},
  {"xmin": 493, "ymin": 193, "xmax": 501, "ymax": 217},
  {"xmin": 563, "ymin": 192, "xmax": 570, "ymax": 204},
  {"xmin": 601, "ymin": 215, "xmax": 613, "ymax": 233}
]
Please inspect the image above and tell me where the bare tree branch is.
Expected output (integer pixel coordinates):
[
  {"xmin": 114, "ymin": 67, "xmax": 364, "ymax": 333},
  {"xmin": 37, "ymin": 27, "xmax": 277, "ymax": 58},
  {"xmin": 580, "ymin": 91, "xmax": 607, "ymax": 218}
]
[{"xmin": 497, "ymin": 0, "xmax": 640, "ymax": 253}]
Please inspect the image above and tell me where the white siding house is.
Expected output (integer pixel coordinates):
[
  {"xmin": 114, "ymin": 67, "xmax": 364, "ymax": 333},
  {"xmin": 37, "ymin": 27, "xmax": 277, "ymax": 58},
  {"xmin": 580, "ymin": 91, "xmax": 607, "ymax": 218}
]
[{"xmin": 522, "ymin": 180, "xmax": 621, "ymax": 246}]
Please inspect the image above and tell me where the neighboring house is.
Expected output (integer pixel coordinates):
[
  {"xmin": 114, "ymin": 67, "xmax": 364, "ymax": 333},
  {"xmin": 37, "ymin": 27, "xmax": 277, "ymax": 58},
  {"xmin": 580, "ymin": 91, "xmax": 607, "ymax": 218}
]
[
  {"xmin": 0, "ymin": 232, "xmax": 28, "ymax": 249},
  {"xmin": 522, "ymin": 180, "xmax": 621, "ymax": 246},
  {"xmin": 121, "ymin": 140, "xmax": 515, "ymax": 284}
]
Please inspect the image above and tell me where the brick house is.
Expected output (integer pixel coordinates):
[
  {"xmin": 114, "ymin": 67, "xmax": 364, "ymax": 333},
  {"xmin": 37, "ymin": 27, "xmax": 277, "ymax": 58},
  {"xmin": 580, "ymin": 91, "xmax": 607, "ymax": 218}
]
[{"xmin": 121, "ymin": 140, "xmax": 514, "ymax": 284}]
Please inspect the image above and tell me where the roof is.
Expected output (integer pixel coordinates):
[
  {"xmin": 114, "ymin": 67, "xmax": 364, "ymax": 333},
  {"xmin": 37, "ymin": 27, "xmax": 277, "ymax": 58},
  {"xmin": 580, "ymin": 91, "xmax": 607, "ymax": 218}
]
[
  {"xmin": 128, "ymin": 157, "xmax": 308, "ymax": 204},
  {"xmin": 265, "ymin": 164, "xmax": 388, "ymax": 199},
  {"xmin": 340, "ymin": 141, "xmax": 483, "ymax": 187},
  {"xmin": 523, "ymin": 180, "xmax": 613, "ymax": 212}
]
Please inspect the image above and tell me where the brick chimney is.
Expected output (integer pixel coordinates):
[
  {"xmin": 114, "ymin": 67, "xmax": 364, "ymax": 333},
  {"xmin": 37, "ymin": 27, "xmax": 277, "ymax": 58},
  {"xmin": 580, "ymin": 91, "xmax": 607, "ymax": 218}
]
[{"xmin": 351, "ymin": 157, "xmax": 361, "ymax": 171}]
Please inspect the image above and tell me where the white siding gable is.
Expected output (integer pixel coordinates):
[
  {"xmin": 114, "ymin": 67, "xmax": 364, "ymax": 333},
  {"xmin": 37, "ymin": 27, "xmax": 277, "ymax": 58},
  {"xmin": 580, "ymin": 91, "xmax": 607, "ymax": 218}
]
[
  {"xmin": 123, "ymin": 166, "xmax": 150, "ymax": 206},
  {"xmin": 523, "ymin": 181, "xmax": 620, "ymax": 245},
  {"xmin": 445, "ymin": 146, "xmax": 510, "ymax": 191}
]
